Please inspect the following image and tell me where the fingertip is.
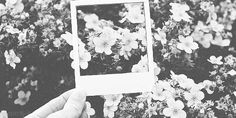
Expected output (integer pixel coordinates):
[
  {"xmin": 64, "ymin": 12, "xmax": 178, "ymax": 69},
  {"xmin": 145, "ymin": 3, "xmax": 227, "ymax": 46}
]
[{"xmin": 73, "ymin": 88, "xmax": 87, "ymax": 100}]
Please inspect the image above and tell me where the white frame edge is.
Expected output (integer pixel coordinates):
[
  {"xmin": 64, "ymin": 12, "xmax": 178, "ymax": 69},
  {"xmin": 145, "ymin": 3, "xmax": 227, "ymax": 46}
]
[{"xmin": 71, "ymin": 0, "xmax": 155, "ymax": 96}]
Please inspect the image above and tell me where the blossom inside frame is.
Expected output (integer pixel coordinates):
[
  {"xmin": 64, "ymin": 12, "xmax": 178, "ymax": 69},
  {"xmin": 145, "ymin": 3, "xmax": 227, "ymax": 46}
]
[{"xmin": 74, "ymin": 2, "xmax": 150, "ymax": 76}]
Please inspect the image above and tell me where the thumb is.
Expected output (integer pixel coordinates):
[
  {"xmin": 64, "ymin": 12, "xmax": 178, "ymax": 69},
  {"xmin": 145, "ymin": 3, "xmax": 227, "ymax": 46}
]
[
  {"xmin": 47, "ymin": 89, "xmax": 87, "ymax": 118},
  {"xmin": 63, "ymin": 89, "xmax": 87, "ymax": 118}
]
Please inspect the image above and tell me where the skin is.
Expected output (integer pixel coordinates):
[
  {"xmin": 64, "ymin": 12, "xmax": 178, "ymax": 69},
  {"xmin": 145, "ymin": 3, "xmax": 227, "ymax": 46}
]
[{"xmin": 25, "ymin": 89, "xmax": 88, "ymax": 118}]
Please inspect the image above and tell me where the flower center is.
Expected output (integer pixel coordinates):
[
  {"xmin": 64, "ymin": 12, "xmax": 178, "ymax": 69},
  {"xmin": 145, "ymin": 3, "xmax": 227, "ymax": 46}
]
[
  {"xmin": 102, "ymin": 41, "xmax": 109, "ymax": 48},
  {"xmin": 172, "ymin": 108, "xmax": 179, "ymax": 115}
]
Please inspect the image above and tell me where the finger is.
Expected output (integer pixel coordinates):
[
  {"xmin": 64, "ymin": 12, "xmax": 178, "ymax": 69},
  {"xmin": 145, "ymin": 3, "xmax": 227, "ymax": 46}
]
[
  {"xmin": 25, "ymin": 89, "xmax": 75, "ymax": 118},
  {"xmin": 62, "ymin": 89, "xmax": 87, "ymax": 118},
  {"xmin": 80, "ymin": 110, "xmax": 88, "ymax": 118},
  {"xmin": 46, "ymin": 110, "xmax": 65, "ymax": 118},
  {"xmin": 80, "ymin": 102, "xmax": 88, "ymax": 118},
  {"xmin": 47, "ymin": 96, "xmax": 87, "ymax": 118}
]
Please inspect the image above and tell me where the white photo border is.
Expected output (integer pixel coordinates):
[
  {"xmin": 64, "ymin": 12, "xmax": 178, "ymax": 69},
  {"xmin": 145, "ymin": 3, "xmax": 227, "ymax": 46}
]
[{"xmin": 71, "ymin": 0, "xmax": 155, "ymax": 96}]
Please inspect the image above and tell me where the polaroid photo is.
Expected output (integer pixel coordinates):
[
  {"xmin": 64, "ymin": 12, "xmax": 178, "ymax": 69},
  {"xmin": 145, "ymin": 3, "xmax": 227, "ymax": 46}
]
[{"xmin": 70, "ymin": 0, "xmax": 154, "ymax": 96}]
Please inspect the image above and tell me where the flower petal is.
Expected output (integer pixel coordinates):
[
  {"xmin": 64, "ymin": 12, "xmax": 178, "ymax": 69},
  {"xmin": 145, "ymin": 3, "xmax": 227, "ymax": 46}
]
[
  {"xmin": 175, "ymin": 100, "xmax": 185, "ymax": 109},
  {"xmin": 172, "ymin": 110, "xmax": 187, "ymax": 118},
  {"xmin": 80, "ymin": 62, "xmax": 88, "ymax": 69},
  {"xmin": 163, "ymin": 108, "xmax": 172, "ymax": 117}
]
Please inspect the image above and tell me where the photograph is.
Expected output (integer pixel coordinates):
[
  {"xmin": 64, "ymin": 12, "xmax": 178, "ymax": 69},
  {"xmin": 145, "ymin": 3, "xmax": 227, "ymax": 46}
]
[{"xmin": 70, "ymin": 0, "xmax": 155, "ymax": 96}]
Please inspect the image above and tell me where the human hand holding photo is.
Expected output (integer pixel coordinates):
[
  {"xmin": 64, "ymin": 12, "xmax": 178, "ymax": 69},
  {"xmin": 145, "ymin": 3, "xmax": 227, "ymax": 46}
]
[{"xmin": 25, "ymin": 89, "xmax": 87, "ymax": 118}]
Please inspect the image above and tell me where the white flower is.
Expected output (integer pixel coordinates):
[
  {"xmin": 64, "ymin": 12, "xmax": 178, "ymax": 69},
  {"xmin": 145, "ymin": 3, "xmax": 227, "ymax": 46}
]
[
  {"xmin": 137, "ymin": 28, "xmax": 147, "ymax": 46},
  {"xmin": 4, "ymin": 49, "xmax": 21, "ymax": 69},
  {"xmin": 227, "ymin": 69, "xmax": 236, "ymax": 76},
  {"xmin": 79, "ymin": 51, "xmax": 91, "ymax": 69},
  {"xmin": 61, "ymin": 32, "xmax": 74, "ymax": 46},
  {"xmin": 151, "ymin": 84, "xmax": 166, "ymax": 101},
  {"xmin": 0, "ymin": 110, "xmax": 8, "ymax": 118},
  {"xmin": 209, "ymin": 20, "xmax": 224, "ymax": 32},
  {"xmin": 6, "ymin": 0, "xmax": 24, "ymax": 14},
  {"xmin": 163, "ymin": 99, "xmax": 186, "ymax": 118},
  {"xmin": 103, "ymin": 104, "xmax": 118, "ymax": 118},
  {"xmin": 85, "ymin": 102, "xmax": 95, "ymax": 118},
  {"xmin": 202, "ymin": 80, "xmax": 216, "ymax": 94},
  {"xmin": 5, "ymin": 25, "xmax": 20, "ymax": 34},
  {"xmin": 192, "ymin": 31, "xmax": 212, "ymax": 48},
  {"xmin": 184, "ymin": 90, "xmax": 205, "ymax": 107},
  {"xmin": 122, "ymin": 3, "xmax": 144, "ymax": 24},
  {"xmin": 211, "ymin": 33, "xmax": 230, "ymax": 47},
  {"xmin": 70, "ymin": 49, "xmax": 91, "ymax": 70},
  {"xmin": 104, "ymin": 94, "xmax": 123, "ymax": 106},
  {"xmin": 131, "ymin": 55, "xmax": 148, "ymax": 73},
  {"xmin": 207, "ymin": 56, "xmax": 223, "ymax": 65},
  {"xmin": 177, "ymin": 35, "xmax": 199, "ymax": 53},
  {"xmin": 200, "ymin": 2, "xmax": 212, "ymax": 11},
  {"xmin": 195, "ymin": 21, "xmax": 209, "ymax": 32},
  {"xmin": 93, "ymin": 27, "xmax": 117, "ymax": 55},
  {"xmin": 14, "ymin": 90, "xmax": 31, "ymax": 106},
  {"xmin": 170, "ymin": 3, "xmax": 191, "ymax": 22},
  {"xmin": 146, "ymin": 102, "xmax": 158, "ymax": 117},
  {"xmin": 153, "ymin": 28, "xmax": 167, "ymax": 45},
  {"xmin": 84, "ymin": 14, "xmax": 101, "ymax": 30},
  {"xmin": 18, "ymin": 29, "xmax": 28, "ymax": 45},
  {"xmin": 53, "ymin": 38, "xmax": 62, "ymax": 48},
  {"xmin": 121, "ymin": 29, "xmax": 138, "ymax": 51}
]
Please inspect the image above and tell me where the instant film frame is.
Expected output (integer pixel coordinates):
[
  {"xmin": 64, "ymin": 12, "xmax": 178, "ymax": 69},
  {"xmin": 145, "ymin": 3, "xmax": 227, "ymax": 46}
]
[{"xmin": 71, "ymin": 0, "xmax": 154, "ymax": 96}]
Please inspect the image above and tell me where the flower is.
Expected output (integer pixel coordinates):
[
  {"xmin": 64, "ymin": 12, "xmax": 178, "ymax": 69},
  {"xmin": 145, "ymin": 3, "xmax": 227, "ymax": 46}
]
[
  {"xmin": 5, "ymin": 0, "xmax": 24, "ymax": 14},
  {"xmin": 5, "ymin": 25, "xmax": 20, "ymax": 34},
  {"xmin": 53, "ymin": 38, "xmax": 62, "ymax": 48},
  {"xmin": 207, "ymin": 56, "xmax": 223, "ymax": 65},
  {"xmin": 104, "ymin": 94, "xmax": 123, "ymax": 106},
  {"xmin": 200, "ymin": 1, "xmax": 212, "ymax": 11},
  {"xmin": 154, "ymin": 28, "xmax": 167, "ymax": 45},
  {"xmin": 177, "ymin": 35, "xmax": 198, "ymax": 53},
  {"xmin": 121, "ymin": 29, "xmax": 138, "ymax": 51},
  {"xmin": 85, "ymin": 102, "xmax": 95, "ymax": 118},
  {"xmin": 184, "ymin": 90, "xmax": 205, "ymax": 107},
  {"xmin": 14, "ymin": 90, "xmax": 31, "ymax": 106},
  {"xmin": 137, "ymin": 28, "xmax": 147, "ymax": 46},
  {"xmin": 103, "ymin": 104, "xmax": 118, "ymax": 118},
  {"xmin": 70, "ymin": 49, "xmax": 91, "ymax": 70},
  {"xmin": 170, "ymin": 3, "xmax": 191, "ymax": 22},
  {"xmin": 209, "ymin": 20, "xmax": 224, "ymax": 32},
  {"xmin": 0, "ymin": 110, "xmax": 8, "ymax": 118},
  {"xmin": 202, "ymin": 80, "xmax": 216, "ymax": 94},
  {"xmin": 192, "ymin": 31, "xmax": 212, "ymax": 48},
  {"xmin": 211, "ymin": 33, "xmax": 230, "ymax": 47},
  {"xmin": 84, "ymin": 14, "xmax": 101, "ymax": 30},
  {"xmin": 18, "ymin": 29, "xmax": 28, "ymax": 45},
  {"xmin": 151, "ymin": 84, "xmax": 167, "ymax": 101},
  {"xmin": 61, "ymin": 32, "xmax": 74, "ymax": 46},
  {"xmin": 131, "ymin": 55, "xmax": 148, "ymax": 73},
  {"xmin": 4, "ymin": 49, "xmax": 21, "ymax": 69},
  {"xmin": 163, "ymin": 99, "xmax": 187, "ymax": 118},
  {"xmin": 60, "ymin": 31, "xmax": 85, "ymax": 46},
  {"xmin": 171, "ymin": 73, "xmax": 196, "ymax": 89},
  {"xmin": 122, "ymin": 3, "xmax": 144, "ymax": 24},
  {"xmin": 93, "ymin": 27, "xmax": 117, "ymax": 55},
  {"xmin": 227, "ymin": 69, "xmax": 236, "ymax": 76},
  {"xmin": 146, "ymin": 102, "xmax": 158, "ymax": 117}
]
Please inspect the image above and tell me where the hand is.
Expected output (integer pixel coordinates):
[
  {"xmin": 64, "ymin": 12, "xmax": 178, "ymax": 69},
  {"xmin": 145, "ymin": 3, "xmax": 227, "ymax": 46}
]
[{"xmin": 25, "ymin": 89, "xmax": 87, "ymax": 118}]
